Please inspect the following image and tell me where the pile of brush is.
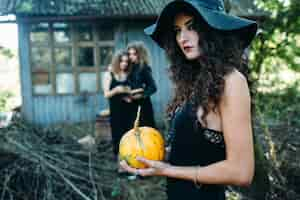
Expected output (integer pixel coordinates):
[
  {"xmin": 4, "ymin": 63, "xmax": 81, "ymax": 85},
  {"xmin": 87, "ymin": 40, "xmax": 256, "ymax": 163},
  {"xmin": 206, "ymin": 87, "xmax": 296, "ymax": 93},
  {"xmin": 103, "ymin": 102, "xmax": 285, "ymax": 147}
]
[
  {"xmin": 0, "ymin": 114, "xmax": 118, "ymax": 200},
  {"xmin": 0, "ymin": 115, "xmax": 166, "ymax": 200}
]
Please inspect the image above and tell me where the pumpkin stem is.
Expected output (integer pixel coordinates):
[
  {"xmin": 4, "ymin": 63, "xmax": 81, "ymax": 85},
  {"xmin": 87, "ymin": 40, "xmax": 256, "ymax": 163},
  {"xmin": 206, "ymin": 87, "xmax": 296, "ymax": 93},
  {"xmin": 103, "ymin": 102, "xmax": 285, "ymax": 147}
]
[{"xmin": 134, "ymin": 106, "xmax": 141, "ymax": 131}]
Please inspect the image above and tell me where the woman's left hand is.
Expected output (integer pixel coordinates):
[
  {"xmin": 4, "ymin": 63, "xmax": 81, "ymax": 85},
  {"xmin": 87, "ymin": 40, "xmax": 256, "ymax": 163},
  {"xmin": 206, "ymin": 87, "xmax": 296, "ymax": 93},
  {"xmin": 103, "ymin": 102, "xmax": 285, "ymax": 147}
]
[{"xmin": 120, "ymin": 157, "xmax": 170, "ymax": 177}]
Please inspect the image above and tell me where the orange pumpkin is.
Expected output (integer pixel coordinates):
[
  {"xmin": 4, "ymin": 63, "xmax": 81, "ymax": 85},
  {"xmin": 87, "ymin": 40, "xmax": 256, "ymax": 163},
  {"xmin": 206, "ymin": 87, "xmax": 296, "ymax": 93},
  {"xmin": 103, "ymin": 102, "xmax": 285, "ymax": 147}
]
[{"xmin": 119, "ymin": 107, "xmax": 165, "ymax": 168}]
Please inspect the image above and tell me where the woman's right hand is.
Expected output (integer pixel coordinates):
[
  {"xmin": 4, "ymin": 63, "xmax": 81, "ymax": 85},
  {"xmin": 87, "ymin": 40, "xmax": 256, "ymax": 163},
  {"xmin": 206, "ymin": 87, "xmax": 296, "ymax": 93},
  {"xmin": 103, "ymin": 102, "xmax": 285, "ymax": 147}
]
[{"xmin": 120, "ymin": 157, "xmax": 171, "ymax": 177}]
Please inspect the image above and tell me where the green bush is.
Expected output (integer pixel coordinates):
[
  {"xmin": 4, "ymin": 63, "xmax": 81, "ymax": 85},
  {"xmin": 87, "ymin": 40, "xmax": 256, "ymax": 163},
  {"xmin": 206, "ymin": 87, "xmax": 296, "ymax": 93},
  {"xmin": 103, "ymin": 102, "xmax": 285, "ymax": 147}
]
[
  {"xmin": 0, "ymin": 91, "xmax": 13, "ymax": 112},
  {"xmin": 255, "ymin": 82, "xmax": 300, "ymax": 124}
]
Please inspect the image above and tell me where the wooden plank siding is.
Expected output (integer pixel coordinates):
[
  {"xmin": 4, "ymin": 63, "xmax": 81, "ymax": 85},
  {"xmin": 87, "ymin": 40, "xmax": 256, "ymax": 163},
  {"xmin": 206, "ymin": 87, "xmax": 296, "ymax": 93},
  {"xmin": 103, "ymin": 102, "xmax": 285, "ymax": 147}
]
[
  {"xmin": 30, "ymin": 94, "xmax": 108, "ymax": 125},
  {"xmin": 19, "ymin": 19, "xmax": 172, "ymax": 127}
]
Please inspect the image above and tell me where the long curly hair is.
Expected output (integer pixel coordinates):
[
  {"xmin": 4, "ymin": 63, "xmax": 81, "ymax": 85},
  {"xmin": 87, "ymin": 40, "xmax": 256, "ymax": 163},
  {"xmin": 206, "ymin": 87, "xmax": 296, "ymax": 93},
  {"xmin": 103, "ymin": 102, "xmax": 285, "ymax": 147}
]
[
  {"xmin": 127, "ymin": 41, "xmax": 151, "ymax": 67},
  {"xmin": 164, "ymin": 13, "xmax": 248, "ymax": 124},
  {"xmin": 111, "ymin": 50, "xmax": 131, "ymax": 75}
]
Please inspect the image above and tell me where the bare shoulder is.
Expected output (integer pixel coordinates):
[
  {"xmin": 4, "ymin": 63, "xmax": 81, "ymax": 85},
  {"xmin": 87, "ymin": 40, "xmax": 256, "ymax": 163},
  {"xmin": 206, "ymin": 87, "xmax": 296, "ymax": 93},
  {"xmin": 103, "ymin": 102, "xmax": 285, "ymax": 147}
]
[
  {"xmin": 102, "ymin": 71, "xmax": 112, "ymax": 91},
  {"xmin": 103, "ymin": 71, "xmax": 112, "ymax": 80},
  {"xmin": 222, "ymin": 69, "xmax": 250, "ymax": 104},
  {"xmin": 225, "ymin": 69, "xmax": 248, "ymax": 87},
  {"xmin": 224, "ymin": 69, "xmax": 249, "ymax": 92}
]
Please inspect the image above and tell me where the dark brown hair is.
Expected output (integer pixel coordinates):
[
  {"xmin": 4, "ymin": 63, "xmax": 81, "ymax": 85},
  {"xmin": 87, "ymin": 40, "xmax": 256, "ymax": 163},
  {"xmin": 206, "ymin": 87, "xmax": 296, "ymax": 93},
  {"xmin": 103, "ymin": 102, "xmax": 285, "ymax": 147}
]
[
  {"xmin": 164, "ymin": 12, "xmax": 248, "ymax": 124},
  {"xmin": 127, "ymin": 41, "xmax": 151, "ymax": 67}
]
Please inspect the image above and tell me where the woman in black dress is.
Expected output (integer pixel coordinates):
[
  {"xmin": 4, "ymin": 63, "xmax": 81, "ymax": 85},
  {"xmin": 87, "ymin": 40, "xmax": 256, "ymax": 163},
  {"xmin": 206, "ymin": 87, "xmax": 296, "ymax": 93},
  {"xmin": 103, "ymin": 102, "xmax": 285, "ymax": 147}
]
[
  {"xmin": 121, "ymin": 0, "xmax": 258, "ymax": 199},
  {"xmin": 102, "ymin": 50, "xmax": 133, "ymax": 157},
  {"xmin": 126, "ymin": 42, "xmax": 157, "ymax": 128}
]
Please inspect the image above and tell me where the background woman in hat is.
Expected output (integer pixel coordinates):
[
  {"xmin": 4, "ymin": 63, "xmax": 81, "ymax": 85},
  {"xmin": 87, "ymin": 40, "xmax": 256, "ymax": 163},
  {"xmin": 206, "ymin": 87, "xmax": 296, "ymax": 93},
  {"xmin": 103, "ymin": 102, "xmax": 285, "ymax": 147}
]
[{"xmin": 121, "ymin": 0, "xmax": 258, "ymax": 199}]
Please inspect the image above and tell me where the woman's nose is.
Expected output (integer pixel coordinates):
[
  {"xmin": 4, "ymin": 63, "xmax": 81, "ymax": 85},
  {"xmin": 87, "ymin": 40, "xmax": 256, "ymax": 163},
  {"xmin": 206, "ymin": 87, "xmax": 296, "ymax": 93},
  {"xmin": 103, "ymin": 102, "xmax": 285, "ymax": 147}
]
[{"xmin": 178, "ymin": 30, "xmax": 189, "ymax": 43}]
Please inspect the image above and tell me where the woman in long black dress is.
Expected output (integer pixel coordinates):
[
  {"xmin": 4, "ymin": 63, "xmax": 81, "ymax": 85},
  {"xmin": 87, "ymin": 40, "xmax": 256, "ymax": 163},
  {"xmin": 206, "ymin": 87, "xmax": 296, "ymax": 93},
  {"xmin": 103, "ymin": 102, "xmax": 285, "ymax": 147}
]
[
  {"xmin": 121, "ymin": 0, "xmax": 258, "ymax": 199},
  {"xmin": 102, "ymin": 51, "xmax": 133, "ymax": 157},
  {"xmin": 127, "ymin": 42, "xmax": 157, "ymax": 128}
]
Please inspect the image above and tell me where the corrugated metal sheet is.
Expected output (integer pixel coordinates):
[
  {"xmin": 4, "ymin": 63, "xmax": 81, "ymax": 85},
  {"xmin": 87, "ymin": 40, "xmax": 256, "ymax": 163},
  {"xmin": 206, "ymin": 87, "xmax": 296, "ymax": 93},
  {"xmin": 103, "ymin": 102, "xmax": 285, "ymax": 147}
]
[
  {"xmin": 0, "ymin": 0, "xmax": 172, "ymax": 17},
  {"xmin": 0, "ymin": 0, "xmax": 266, "ymax": 18},
  {"xmin": 32, "ymin": 94, "xmax": 108, "ymax": 125}
]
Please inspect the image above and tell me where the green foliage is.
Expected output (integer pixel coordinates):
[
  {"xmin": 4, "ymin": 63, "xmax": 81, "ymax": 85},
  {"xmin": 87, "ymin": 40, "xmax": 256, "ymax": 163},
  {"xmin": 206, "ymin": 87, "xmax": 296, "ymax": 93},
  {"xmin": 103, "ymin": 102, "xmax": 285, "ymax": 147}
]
[
  {"xmin": 255, "ymin": 81, "xmax": 300, "ymax": 125},
  {"xmin": 254, "ymin": 82, "xmax": 300, "ymax": 199},
  {"xmin": 250, "ymin": 0, "xmax": 300, "ymax": 85},
  {"xmin": 0, "ymin": 47, "xmax": 14, "ymax": 58},
  {"xmin": 0, "ymin": 91, "xmax": 13, "ymax": 112},
  {"xmin": 16, "ymin": 0, "xmax": 33, "ymax": 13}
]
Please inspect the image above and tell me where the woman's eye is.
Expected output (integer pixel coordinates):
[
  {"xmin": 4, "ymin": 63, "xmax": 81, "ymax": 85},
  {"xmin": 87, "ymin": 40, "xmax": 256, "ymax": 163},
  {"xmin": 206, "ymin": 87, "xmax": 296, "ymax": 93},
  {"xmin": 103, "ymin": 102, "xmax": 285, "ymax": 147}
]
[{"xmin": 187, "ymin": 23, "xmax": 195, "ymax": 30}]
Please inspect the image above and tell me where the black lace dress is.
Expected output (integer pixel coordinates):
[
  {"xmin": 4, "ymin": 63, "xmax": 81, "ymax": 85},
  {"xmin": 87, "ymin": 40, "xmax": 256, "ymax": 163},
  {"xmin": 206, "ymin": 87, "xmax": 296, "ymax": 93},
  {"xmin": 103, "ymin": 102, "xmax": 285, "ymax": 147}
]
[
  {"xmin": 167, "ymin": 102, "xmax": 226, "ymax": 200},
  {"xmin": 109, "ymin": 73, "xmax": 134, "ymax": 155}
]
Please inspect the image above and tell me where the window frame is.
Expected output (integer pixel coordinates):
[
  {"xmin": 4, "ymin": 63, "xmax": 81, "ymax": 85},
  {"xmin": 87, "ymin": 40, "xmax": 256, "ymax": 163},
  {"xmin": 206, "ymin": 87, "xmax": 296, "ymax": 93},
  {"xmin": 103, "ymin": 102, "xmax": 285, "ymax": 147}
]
[{"xmin": 29, "ymin": 21, "xmax": 115, "ymax": 96}]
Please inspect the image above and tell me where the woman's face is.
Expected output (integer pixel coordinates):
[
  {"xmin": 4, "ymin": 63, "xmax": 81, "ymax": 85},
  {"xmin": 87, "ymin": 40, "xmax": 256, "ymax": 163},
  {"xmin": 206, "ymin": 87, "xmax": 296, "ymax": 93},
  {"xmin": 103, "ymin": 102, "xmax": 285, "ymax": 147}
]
[
  {"xmin": 174, "ymin": 13, "xmax": 203, "ymax": 60},
  {"xmin": 119, "ymin": 55, "xmax": 129, "ymax": 71},
  {"xmin": 128, "ymin": 48, "xmax": 139, "ymax": 64}
]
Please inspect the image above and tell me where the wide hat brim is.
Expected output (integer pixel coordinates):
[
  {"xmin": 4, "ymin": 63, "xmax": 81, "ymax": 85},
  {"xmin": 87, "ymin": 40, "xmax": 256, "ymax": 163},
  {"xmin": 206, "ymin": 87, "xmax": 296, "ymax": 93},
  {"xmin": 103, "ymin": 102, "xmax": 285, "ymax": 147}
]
[{"xmin": 144, "ymin": 0, "xmax": 258, "ymax": 49}]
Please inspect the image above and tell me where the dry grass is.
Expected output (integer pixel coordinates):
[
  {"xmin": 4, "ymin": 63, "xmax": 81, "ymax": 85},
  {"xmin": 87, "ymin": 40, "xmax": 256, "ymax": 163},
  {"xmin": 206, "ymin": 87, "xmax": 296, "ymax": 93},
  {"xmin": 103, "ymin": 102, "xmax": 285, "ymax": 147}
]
[{"xmin": 0, "ymin": 115, "xmax": 167, "ymax": 200}]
